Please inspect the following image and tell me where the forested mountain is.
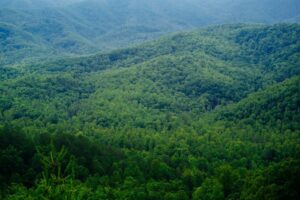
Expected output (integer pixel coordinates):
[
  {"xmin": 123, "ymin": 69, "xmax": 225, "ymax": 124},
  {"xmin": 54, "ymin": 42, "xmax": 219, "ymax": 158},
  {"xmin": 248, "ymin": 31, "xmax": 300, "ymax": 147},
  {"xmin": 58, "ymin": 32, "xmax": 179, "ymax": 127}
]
[
  {"xmin": 1, "ymin": 0, "xmax": 300, "ymax": 66},
  {"xmin": 0, "ymin": 24, "xmax": 299, "ymax": 199},
  {"xmin": 1, "ymin": 23, "xmax": 299, "ymax": 131}
]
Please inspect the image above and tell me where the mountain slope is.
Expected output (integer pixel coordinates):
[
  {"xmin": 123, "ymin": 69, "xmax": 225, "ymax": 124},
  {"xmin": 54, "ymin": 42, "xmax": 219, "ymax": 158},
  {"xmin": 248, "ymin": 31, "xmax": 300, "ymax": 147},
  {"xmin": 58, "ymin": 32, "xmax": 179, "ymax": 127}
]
[
  {"xmin": 0, "ymin": 22, "xmax": 57, "ymax": 65},
  {"xmin": 195, "ymin": 76, "xmax": 300, "ymax": 136},
  {"xmin": 0, "ymin": 24, "xmax": 299, "ymax": 132},
  {"xmin": 0, "ymin": 64, "xmax": 299, "ymax": 200},
  {"xmin": 0, "ymin": 24, "xmax": 299, "ymax": 200},
  {"xmin": 214, "ymin": 76, "xmax": 300, "ymax": 130}
]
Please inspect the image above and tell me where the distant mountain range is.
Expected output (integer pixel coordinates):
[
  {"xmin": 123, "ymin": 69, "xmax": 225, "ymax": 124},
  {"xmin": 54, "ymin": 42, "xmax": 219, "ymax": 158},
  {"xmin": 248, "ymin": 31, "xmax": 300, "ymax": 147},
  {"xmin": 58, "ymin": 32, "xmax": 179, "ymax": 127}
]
[{"xmin": 1, "ymin": 0, "xmax": 300, "ymax": 66}]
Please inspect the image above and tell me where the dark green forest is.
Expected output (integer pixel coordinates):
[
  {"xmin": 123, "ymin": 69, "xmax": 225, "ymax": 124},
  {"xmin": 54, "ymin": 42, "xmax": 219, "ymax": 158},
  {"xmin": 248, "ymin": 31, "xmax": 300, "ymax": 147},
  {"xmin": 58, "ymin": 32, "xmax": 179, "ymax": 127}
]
[{"xmin": 0, "ymin": 24, "xmax": 299, "ymax": 199}]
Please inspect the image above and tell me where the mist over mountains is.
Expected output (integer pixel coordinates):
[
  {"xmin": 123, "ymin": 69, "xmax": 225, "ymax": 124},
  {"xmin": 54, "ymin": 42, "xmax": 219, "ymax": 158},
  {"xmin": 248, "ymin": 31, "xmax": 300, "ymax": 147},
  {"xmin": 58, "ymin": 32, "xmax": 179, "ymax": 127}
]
[{"xmin": 1, "ymin": 0, "xmax": 300, "ymax": 65}]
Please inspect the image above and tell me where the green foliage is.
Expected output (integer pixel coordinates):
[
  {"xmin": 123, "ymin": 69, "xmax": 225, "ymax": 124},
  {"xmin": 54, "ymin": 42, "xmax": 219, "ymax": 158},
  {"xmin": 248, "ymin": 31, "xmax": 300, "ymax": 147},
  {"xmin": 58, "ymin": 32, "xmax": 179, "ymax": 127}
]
[
  {"xmin": 192, "ymin": 178, "xmax": 224, "ymax": 200},
  {"xmin": 241, "ymin": 159, "xmax": 300, "ymax": 200},
  {"xmin": 1, "ymin": 24, "xmax": 299, "ymax": 131},
  {"xmin": 0, "ymin": 24, "xmax": 299, "ymax": 199}
]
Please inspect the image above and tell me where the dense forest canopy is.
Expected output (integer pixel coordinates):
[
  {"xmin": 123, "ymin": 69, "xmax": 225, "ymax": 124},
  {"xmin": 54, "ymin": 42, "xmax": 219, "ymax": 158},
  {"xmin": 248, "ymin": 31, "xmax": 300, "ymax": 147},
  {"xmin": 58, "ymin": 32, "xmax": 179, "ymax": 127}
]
[
  {"xmin": 0, "ymin": 23, "xmax": 300, "ymax": 199},
  {"xmin": 1, "ymin": 0, "xmax": 300, "ymax": 199}
]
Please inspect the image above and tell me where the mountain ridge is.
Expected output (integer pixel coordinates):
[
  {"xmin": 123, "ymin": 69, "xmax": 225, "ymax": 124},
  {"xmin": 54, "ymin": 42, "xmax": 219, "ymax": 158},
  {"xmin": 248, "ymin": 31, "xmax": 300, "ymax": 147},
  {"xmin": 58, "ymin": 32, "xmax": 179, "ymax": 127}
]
[
  {"xmin": 1, "ymin": 0, "xmax": 300, "ymax": 66},
  {"xmin": 1, "ymin": 24, "xmax": 299, "ymax": 131}
]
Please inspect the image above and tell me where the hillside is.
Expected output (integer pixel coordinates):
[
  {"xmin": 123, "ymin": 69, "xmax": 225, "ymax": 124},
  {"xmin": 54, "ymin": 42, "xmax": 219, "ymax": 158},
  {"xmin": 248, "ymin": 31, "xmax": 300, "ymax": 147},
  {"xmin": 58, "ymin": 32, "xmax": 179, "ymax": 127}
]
[
  {"xmin": 0, "ymin": 24, "xmax": 299, "ymax": 199},
  {"xmin": 0, "ymin": 24, "xmax": 300, "ymax": 200},
  {"xmin": 1, "ymin": 0, "xmax": 300, "ymax": 66},
  {"xmin": 1, "ymin": 24, "xmax": 299, "ymax": 130}
]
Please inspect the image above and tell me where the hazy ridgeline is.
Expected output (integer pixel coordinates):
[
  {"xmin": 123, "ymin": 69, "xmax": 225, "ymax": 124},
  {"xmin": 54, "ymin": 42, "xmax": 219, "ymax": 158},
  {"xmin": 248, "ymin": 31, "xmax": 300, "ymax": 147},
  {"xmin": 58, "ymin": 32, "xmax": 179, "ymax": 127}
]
[
  {"xmin": 1, "ymin": 0, "xmax": 300, "ymax": 65},
  {"xmin": 0, "ymin": 1, "xmax": 300, "ymax": 200}
]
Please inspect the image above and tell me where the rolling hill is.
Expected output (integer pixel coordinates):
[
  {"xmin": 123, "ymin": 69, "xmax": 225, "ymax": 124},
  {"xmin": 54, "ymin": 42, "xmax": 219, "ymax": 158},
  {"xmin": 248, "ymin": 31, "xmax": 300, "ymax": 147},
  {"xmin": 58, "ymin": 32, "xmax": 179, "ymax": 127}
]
[
  {"xmin": 1, "ymin": 23, "xmax": 299, "ymax": 130},
  {"xmin": 0, "ymin": 24, "xmax": 299, "ymax": 199}
]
